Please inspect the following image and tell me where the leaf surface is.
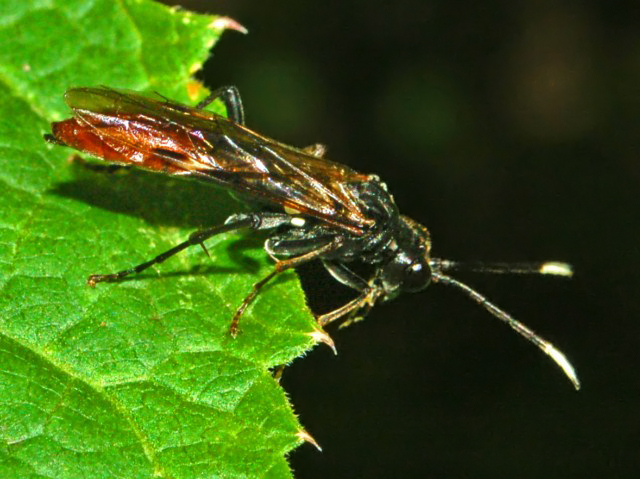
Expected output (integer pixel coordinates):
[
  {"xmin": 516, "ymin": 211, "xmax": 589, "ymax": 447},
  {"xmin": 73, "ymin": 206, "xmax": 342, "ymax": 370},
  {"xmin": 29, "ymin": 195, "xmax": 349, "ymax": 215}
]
[{"xmin": 0, "ymin": 1, "xmax": 319, "ymax": 477}]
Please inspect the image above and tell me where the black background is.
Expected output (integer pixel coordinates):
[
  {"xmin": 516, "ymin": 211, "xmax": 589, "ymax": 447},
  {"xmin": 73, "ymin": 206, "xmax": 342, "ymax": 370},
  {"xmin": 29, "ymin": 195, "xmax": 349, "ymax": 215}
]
[{"xmin": 164, "ymin": 1, "xmax": 638, "ymax": 477}]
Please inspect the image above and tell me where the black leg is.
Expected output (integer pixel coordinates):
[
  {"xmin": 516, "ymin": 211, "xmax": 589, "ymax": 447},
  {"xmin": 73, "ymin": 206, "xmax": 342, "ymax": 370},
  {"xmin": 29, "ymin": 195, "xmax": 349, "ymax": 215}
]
[
  {"xmin": 87, "ymin": 212, "xmax": 294, "ymax": 287},
  {"xmin": 196, "ymin": 86, "xmax": 245, "ymax": 125},
  {"xmin": 322, "ymin": 260, "xmax": 369, "ymax": 292},
  {"xmin": 229, "ymin": 238, "xmax": 342, "ymax": 336}
]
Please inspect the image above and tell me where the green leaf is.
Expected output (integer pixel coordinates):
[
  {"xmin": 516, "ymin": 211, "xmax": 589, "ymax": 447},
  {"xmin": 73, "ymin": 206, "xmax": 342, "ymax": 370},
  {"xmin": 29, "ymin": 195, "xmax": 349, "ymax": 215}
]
[{"xmin": 0, "ymin": 1, "xmax": 320, "ymax": 478}]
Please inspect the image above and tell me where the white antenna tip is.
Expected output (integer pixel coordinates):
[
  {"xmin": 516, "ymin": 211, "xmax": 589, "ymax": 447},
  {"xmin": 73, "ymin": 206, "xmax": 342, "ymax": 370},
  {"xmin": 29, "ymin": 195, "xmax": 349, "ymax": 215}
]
[
  {"xmin": 543, "ymin": 343, "xmax": 581, "ymax": 390},
  {"xmin": 540, "ymin": 262, "xmax": 573, "ymax": 277}
]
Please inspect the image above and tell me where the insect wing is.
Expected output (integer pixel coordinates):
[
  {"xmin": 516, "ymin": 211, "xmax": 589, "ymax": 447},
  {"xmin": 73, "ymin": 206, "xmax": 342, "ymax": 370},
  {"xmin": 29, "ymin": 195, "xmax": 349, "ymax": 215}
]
[
  {"xmin": 204, "ymin": 118, "xmax": 374, "ymax": 233},
  {"xmin": 51, "ymin": 87, "xmax": 372, "ymax": 234},
  {"xmin": 54, "ymin": 87, "xmax": 225, "ymax": 174}
]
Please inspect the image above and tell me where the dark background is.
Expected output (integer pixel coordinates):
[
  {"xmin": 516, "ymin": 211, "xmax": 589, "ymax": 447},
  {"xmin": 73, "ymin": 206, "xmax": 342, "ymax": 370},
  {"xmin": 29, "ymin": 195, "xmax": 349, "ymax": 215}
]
[{"xmin": 164, "ymin": 1, "xmax": 637, "ymax": 477}]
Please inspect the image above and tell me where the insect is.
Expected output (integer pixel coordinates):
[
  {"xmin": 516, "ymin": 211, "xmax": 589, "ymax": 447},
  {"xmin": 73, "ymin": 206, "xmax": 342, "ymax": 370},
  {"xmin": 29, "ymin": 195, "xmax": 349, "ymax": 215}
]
[{"xmin": 45, "ymin": 86, "xmax": 579, "ymax": 389}]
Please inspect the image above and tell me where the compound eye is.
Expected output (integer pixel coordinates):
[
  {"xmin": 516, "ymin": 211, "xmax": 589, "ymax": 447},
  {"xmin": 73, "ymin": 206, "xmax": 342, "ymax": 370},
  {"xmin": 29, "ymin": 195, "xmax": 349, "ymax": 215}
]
[{"xmin": 402, "ymin": 260, "xmax": 431, "ymax": 292}]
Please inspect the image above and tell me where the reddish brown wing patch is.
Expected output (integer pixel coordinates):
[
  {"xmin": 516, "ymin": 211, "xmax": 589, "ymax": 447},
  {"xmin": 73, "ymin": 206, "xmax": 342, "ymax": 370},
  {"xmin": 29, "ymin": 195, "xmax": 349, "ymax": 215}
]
[
  {"xmin": 50, "ymin": 87, "xmax": 374, "ymax": 234},
  {"xmin": 51, "ymin": 115, "xmax": 191, "ymax": 175}
]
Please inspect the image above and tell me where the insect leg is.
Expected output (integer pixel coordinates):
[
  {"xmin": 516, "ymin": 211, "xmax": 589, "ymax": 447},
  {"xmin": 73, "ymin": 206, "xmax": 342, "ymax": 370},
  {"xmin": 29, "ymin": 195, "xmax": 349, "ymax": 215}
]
[
  {"xmin": 317, "ymin": 285, "xmax": 383, "ymax": 328},
  {"xmin": 196, "ymin": 85, "xmax": 245, "ymax": 125},
  {"xmin": 322, "ymin": 260, "xmax": 369, "ymax": 292},
  {"xmin": 229, "ymin": 238, "xmax": 343, "ymax": 337},
  {"xmin": 87, "ymin": 212, "xmax": 293, "ymax": 287},
  {"xmin": 319, "ymin": 261, "xmax": 383, "ymax": 328}
]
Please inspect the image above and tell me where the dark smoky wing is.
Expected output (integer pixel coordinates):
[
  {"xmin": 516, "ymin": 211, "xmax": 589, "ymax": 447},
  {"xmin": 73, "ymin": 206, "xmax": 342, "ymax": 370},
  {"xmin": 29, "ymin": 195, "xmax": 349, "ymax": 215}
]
[
  {"xmin": 64, "ymin": 87, "xmax": 221, "ymax": 131},
  {"xmin": 190, "ymin": 117, "xmax": 374, "ymax": 233},
  {"xmin": 62, "ymin": 87, "xmax": 373, "ymax": 233}
]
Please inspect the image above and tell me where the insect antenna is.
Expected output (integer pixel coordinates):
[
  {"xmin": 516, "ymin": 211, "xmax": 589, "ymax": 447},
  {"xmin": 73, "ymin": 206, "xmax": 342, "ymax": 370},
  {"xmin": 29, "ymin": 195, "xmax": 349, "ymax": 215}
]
[
  {"xmin": 430, "ymin": 260, "xmax": 580, "ymax": 390},
  {"xmin": 435, "ymin": 260, "xmax": 573, "ymax": 277}
]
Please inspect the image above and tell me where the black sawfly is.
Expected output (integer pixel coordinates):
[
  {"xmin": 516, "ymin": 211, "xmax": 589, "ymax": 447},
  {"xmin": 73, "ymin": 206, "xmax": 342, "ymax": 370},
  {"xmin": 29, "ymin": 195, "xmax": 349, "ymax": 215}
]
[{"xmin": 45, "ymin": 86, "xmax": 579, "ymax": 389}]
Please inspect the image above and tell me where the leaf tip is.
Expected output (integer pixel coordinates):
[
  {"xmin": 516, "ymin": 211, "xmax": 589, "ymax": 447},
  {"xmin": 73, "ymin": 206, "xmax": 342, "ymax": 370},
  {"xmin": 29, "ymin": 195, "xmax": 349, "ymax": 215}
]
[
  {"xmin": 308, "ymin": 328, "xmax": 337, "ymax": 355},
  {"xmin": 210, "ymin": 16, "xmax": 249, "ymax": 35},
  {"xmin": 296, "ymin": 429, "xmax": 322, "ymax": 452}
]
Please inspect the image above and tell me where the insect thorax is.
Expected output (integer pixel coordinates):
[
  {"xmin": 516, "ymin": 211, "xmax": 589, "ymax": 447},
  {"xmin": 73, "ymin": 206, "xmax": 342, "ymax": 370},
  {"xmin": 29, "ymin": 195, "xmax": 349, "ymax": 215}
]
[{"xmin": 266, "ymin": 178, "xmax": 428, "ymax": 269}]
